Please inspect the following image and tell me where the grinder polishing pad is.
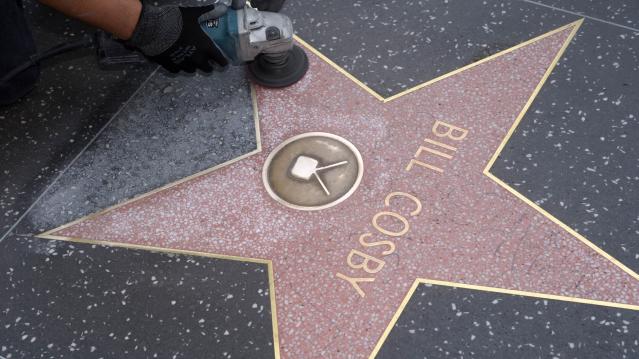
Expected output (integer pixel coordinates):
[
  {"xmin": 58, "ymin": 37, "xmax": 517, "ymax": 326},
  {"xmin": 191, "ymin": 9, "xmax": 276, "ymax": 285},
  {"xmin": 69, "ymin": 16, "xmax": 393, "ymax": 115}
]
[{"xmin": 247, "ymin": 45, "xmax": 309, "ymax": 88}]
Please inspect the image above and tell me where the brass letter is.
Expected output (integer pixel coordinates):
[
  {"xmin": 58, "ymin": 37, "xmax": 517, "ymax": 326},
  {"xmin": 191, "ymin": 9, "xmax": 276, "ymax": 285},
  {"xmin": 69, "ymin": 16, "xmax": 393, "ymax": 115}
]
[
  {"xmin": 358, "ymin": 233, "xmax": 396, "ymax": 256},
  {"xmin": 424, "ymin": 138, "xmax": 457, "ymax": 151},
  {"xmin": 347, "ymin": 249, "xmax": 385, "ymax": 273},
  {"xmin": 372, "ymin": 211, "xmax": 410, "ymax": 237},
  {"xmin": 336, "ymin": 272, "xmax": 374, "ymax": 298},
  {"xmin": 405, "ymin": 159, "xmax": 443, "ymax": 173},
  {"xmin": 432, "ymin": 120, "xmax": 468, "ymax": 141},
  {"xmin": 415, "ymin": 145, "xmax": 453, "ymax": 159},
  {"xmin": 384, "ymin": 192, "xmax": 422, "ymax": 217}
]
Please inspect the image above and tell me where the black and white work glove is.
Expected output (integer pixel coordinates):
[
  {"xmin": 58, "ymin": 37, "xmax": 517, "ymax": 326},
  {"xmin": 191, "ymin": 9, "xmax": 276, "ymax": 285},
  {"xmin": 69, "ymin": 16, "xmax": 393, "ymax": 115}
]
[{"xmin": 127, "ymin": 4, "xmax": 228, "ymax": 73}]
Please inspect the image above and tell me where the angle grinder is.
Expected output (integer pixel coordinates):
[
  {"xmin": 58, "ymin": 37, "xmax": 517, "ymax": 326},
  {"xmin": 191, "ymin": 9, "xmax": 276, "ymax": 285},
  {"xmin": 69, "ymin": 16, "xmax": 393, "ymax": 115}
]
[
  {"xmin": 200, "ymin": 0, "xmax": 309, "ymax": 87},
  {"xmin": 0, "ymin": 1, "xmax": 308, "ymax": 90}
]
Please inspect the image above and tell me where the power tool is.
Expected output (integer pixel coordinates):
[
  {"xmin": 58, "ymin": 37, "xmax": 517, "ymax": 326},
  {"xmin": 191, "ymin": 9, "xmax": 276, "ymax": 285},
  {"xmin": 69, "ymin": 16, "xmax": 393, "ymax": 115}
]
[
  {"xmin": 201, "ymin": 0, "xmax": 308, "ymax": 87},
  {"xmin": 1, "ymin": 0, "xmax": 308, "ymax": 89}
]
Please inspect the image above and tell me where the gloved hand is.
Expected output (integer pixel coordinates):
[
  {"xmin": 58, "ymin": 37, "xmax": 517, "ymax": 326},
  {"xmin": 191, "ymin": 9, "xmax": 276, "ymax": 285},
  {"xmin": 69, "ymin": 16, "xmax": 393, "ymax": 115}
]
[{"xmin": 127, "ymin": 4, "xmax": 228, "ymax": 73}]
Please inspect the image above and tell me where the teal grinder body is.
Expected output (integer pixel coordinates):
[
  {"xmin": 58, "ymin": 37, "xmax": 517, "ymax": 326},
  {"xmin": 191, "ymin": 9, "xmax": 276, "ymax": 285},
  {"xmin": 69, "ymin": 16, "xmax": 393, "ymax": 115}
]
[{"xmin": 199, "ymin": 2, "xmax": 308, "ymax": 88}]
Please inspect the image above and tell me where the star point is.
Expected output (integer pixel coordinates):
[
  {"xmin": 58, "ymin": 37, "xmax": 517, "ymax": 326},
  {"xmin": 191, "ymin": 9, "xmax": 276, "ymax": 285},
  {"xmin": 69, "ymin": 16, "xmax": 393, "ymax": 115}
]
[{"xmin": 40, "ymin": 22, "xmax": 639, "ymax": 358}]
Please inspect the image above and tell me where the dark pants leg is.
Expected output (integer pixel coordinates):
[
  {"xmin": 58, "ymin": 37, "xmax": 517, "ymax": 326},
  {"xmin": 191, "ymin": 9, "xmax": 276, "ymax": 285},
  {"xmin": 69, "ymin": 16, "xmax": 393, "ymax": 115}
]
[{"xmin": 0, "ymin": 0, "xmax": 40, "ymax": 106}]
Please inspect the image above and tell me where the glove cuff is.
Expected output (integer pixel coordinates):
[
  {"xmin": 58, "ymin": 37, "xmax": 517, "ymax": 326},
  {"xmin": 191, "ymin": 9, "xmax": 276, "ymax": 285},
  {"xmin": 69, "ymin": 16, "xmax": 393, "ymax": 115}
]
[{"xmin": 127, "ymin": 5, "xmax": 182, "ymax": 57}]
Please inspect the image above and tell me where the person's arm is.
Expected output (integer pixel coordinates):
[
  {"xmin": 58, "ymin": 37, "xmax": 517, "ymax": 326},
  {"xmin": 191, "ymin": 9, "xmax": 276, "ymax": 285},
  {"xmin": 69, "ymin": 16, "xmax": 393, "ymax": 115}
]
[
  {"xmin": 38, "ymin": 0, "xmax": 229, "ymax": 72},
  {"xmin": 39, "ymin": 0, "xmax": 141, "ymax": 40}
]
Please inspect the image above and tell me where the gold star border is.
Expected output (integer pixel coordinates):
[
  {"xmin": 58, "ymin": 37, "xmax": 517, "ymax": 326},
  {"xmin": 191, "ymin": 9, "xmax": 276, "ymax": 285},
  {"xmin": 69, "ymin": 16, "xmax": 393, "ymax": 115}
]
[{"xmin": 37, "ymin": 18, "xmax": 639, "ymax": 359}]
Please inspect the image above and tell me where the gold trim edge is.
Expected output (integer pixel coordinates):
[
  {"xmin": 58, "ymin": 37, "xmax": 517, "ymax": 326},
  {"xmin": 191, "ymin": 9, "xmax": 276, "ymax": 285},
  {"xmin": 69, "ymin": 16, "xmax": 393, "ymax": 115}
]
[
  {"xmin": 294, "ymin": 19, "xmax": 583, "ymax": 104},
  {"xmin": 36, "ymin": 232, "xmax": 282, "ymax": 359},
  {"xmin": 38, "ymin": 85, "xmax": 263, "ymax": 239},
  {"xmin": 369, "ymin": 277, "xmax": 639, "ymax": 358},
  {"xmin": 41, "ymin": 19, "xmax": 588, "ymax": 243},
  {"xmin": 34, "ymin": 17, "xmax": 639, "ymax": 359},
  {"xmin": 371, "ymin": 17, "xmax": 639, "ymax": 358},
  {"xmin": 481, "ymin": 18, "xmax": 639, "ymax": 282}
]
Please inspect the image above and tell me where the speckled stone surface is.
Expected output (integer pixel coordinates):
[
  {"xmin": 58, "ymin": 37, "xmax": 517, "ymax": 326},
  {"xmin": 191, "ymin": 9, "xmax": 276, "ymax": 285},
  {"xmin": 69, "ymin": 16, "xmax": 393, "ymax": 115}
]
[
  {"xmin": 529, "ymin": 0, "xmax": 639, "ymax": 28},
  {"xmin": 4, "ymin": 1, "xmax": 639, "ymax": 358},
  {"xmin": 0, "ymin": 235, "xmax": 275, "ymax": 359},
  {"xmin": 377, "ymin": 282, "xmax": 639, "ymax": 358},
  {"xmin": 1, "ymin": 1, "xmax": 264, "ymax": 357},
  {"xmin": 10, "ymin": 67, "xmax": 257, "ymax": 236},
  {"xmin": 0, "ymin": 1, "xmax": 155, "ymax": 236},
  {"xmin": 46, "ymin": 26, "xmax": 639, "ymax": 358},
  {"xmin": 491, "ymin": 20, "xmax": 639, "ymax": 277},
  {"xmin": 282, "ymin": 0, "xmax": 579, "ymax": 96}
]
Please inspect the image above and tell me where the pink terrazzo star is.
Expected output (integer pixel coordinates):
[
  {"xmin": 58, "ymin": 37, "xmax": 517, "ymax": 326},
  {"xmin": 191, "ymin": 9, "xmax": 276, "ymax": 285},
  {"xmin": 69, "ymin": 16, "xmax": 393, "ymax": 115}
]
[{"xmin": 41, "ymin": 21, "xmax": 639, "ymax": 358}]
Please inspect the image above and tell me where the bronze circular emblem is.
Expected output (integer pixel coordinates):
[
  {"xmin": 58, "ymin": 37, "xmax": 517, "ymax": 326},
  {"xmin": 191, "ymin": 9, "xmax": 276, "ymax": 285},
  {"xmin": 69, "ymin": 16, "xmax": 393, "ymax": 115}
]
[{"xmin": 262, "ymin": 132, "xmax": 364, "ymax": 211}]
